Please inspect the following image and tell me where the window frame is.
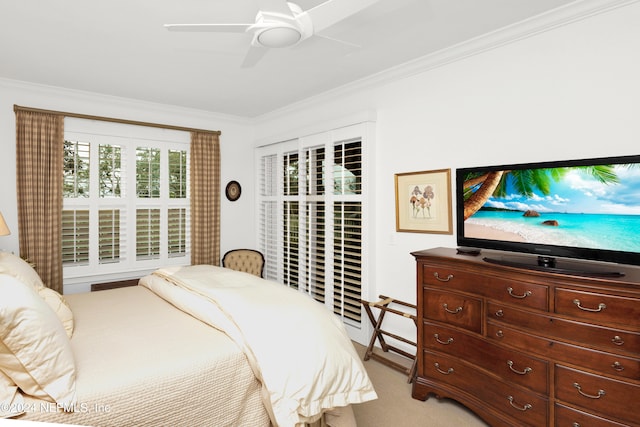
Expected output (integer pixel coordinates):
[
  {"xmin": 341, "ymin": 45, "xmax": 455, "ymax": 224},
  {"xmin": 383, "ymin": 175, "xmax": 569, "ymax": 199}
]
[{"xmin": 62, "ymin": 118, "xmax": 191, "ymax": 287}]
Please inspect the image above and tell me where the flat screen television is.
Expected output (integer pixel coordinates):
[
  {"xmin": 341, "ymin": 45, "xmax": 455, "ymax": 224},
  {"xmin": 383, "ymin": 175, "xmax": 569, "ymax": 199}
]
[{"xmin": 456, "ymin": 154, "xmax": 640, "ymax": 276}]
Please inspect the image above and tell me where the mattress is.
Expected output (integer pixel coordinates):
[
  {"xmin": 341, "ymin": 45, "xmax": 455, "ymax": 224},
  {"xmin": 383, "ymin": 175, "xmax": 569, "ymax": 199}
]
[{"xmin": 16, "ymin": 286, "xmax": 270, "ymax": 426}]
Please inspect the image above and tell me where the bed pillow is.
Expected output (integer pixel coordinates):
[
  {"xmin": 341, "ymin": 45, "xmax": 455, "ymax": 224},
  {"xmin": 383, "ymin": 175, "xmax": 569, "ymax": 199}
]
[
  {"xmin": 0, "ymin": 251, "xmax": 44, "ymax": 290},
  {"xmin": 38, "ymin": 287, "xmax": 75, "ymax": 338},
  {"xmin": 0, "ymin": 274, "xmax": 77, "ymax": 408},
  {"xmin": 0, "ymin": 251, "xmax": 74, "ymax": 337}
]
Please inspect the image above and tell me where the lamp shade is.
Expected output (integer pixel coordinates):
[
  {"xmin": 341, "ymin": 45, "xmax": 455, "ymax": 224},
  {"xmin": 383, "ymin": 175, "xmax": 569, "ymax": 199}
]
[{"xmin": 0, "ymin": 212, "xmax": 11, "ymax": 236}]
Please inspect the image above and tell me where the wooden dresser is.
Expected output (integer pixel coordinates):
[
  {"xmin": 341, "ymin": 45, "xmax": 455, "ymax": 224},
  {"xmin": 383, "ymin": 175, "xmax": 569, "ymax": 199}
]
[{"xmin": 411, "ymin": 247, "xmax": 640, "ymax": 427}]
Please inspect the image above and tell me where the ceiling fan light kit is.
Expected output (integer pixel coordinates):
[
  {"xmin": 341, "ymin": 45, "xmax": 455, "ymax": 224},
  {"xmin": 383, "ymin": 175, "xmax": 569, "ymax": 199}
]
[
  {"xmin": 164, "ymin": 0, "xmax": 381, "ymax": 66},
  {"xmin": 256, "ymin": 25, "xmax": 301, "ymax": 48}
]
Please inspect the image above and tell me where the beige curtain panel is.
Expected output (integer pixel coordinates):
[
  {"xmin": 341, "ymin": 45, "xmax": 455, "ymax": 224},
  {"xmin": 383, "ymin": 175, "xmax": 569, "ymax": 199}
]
[
  {"xmin": 190, "ymin": 131, "xmax": 221, "ymax": 266},
  {"xmin": 15, "ymin": 109, "xmax": 64, "ymax": 293}
]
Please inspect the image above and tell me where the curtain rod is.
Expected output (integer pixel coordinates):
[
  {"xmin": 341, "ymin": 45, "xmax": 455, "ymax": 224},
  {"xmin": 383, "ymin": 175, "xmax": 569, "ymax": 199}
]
[{"xmin": 14, "ymin": 104, "xmax": 221, "ymax": 136}]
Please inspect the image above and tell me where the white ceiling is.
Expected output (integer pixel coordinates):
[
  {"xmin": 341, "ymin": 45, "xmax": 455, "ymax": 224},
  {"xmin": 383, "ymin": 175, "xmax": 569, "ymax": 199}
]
[{"xmin": 0, "ymin": 0, "xmax": 581, "ymax": 117}]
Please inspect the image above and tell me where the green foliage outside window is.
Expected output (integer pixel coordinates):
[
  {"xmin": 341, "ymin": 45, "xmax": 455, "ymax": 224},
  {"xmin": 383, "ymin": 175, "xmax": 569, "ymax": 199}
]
[{"xmin": 136, "ymin": 147, "xmax": 161, "ymax": 198}]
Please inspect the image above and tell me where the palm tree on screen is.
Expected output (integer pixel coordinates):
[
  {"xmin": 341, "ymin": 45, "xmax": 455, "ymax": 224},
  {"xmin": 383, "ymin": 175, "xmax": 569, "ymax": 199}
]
[{"xmin": 461, "ymin": 165, "xmax": 621, "ymax": 221}]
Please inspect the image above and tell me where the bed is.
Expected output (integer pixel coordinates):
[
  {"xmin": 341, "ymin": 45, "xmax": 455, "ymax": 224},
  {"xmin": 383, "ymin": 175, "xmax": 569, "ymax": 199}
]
[{"xmin": 0, "ymin": 252, "xmax": 376, "ymax": 426}]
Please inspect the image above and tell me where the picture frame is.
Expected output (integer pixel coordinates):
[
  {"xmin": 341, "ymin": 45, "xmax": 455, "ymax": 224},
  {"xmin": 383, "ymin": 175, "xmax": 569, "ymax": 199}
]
[{"xmin": 394, "ymin": 168, "xmax": 453, "ymax": 234}]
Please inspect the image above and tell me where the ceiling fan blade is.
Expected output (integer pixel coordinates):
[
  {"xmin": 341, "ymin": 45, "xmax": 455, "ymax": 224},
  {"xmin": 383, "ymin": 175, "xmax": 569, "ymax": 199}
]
[
  {"xmin": 241, "ymin": 45, "xmax": 268, "ymax": 68},
  {"xmin": 306, "ymin": 0, "xmax": 380, "ymax": 33},
  {"xmin": 257, "ymin": 0, "xmax": 294, "ymax": 17},
  {"xmin": 164, "ymin": 23, "xmax": 252, "ymax": 33},
  {"xmin": 313, "ymin": 33, "xmax": 360, "ymax": 48}
]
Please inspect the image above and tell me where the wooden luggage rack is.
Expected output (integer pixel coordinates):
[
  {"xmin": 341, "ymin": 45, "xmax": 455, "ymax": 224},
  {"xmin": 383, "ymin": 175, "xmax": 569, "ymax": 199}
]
[{"xmin": 360, "ymin": 295, "xmax": 417, "ymax": 382}]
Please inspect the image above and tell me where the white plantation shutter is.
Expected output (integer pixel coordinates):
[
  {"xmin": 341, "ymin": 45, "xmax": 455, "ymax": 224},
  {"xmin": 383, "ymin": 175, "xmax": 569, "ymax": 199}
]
[
  {"xmin": 168, "ymin": 208, "xmax": 187, "ymax": 257},
  {"xmin": 136, "ymin": 147, "xmax": 160, "ymax": 198},
  {"xmin": 98, "ymin": 144, "xmax": 122, "ymax": 197},
  {"xmin": 332, "ymin": 139, "xmax": 363, "ymax": 323},
  {"xmin": 136, "ymin": 208, "xmax": 161, "ymax": 259},
  {"xmin": 305, "ymin": 200, "xmax": 326, "ymax": 302},
  {"xmin": 61, "ymin": 140, "xmax": 91, "ymax": 266},
  {"xmin": 304, "ymin": 145, "xmax": 326, "ymax": 302},
  {"xmin": 97, "ymin": 145, "xmax": 125, "ymax": 264},
  {"xmin": 168, "ymin": 149, "xmax": 188, "ymax": 198},
  {"xmin": 63, "ymin": 140, "xmax": 128, "ymax": 267},
  {"xmin": 333, "ymin": 200, "xmax": 362, "ymax": 323},
  {"xmin": 62, "ymin": 118, "xmax": 190, "ymax": 284},
  {"xmin": 167, "ymin": 149, "xmax": 190, "ymax": 258},
  {"xmin": 257, "ymin": 122, "xmax": 371, "ymax": 339},
  {"xmin": 98, "ymin": 209, "xmax": 121, "ymax": 263},
  {"xmin": 61, "ymin": 210, "xmax": 89, "ymax": 264},
  {"xmin": 283, "ymin": 151, "xmax": 300, "ymax": 289},
  {"xmin": 283, "ymin": 200, "xmax": 300, "ymax": 288},
  {"xmin": 260, "ymin": 154, "xmax": 278, "ymax": 280}
]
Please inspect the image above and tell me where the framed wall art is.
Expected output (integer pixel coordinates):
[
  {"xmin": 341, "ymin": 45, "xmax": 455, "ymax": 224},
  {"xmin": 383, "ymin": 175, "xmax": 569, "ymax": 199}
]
[
  {"xmin": 394, "ymin": 168, "xmax": 453, "ymax": 234},
  {"xmin": 225, "ymin": 180, "xmax": 242, "ymax": 201}
]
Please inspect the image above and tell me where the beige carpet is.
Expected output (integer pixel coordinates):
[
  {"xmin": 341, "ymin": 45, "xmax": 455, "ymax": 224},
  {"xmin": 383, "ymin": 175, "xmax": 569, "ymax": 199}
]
[{"xmin": 352, "ymin": 342, "xmax": 489, "ymax": 427}]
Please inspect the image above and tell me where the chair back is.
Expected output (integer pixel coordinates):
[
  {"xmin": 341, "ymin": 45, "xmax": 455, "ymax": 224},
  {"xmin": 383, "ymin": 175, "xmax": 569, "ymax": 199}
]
[{"xmin": 222, "ymin": 249, "xmax": 265, "ymax": 278}]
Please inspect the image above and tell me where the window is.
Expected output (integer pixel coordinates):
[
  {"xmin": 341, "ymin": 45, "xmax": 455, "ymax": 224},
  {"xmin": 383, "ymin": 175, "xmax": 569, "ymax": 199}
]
[
  {"xmin": 257, "ymin": 123, "xmax": 372, "ymax": 340},
  {"xmin": 62, "ymin": 119, "xmax": 190, "ymax": 283}
]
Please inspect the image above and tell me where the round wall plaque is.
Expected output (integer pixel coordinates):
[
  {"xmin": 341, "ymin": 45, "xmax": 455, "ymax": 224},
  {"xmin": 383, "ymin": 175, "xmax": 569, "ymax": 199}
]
[{"xmin": 225, "ymin": 180, "xmax": 241, "ymax": 201}]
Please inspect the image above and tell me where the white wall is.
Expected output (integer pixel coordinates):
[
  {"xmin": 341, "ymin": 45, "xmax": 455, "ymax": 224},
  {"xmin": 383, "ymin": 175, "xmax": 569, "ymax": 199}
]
[
  {"xmin": 253, "ymin": 2, "xmax": 640, "ymax": 341},
  {"xmin": 0, "ymin": 79, "xmax": 257, "ymax": 292}
]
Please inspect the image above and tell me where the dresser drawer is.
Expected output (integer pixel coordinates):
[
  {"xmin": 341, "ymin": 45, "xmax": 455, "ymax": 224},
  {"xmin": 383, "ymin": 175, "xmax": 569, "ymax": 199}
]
[
  {"xmin": 487, "ymin": 321, "xmax": 640, "ymax": 382},
  {"xmin": 488, "ymin": 302, "xmax": 640, "ymax": 355},
  {"xmin": 555, "ymin": 403, "xmax": 630, "ymax": 427},
  {"xmin": 556, "ymin": 365, "xmax": 640, "ymax": 425},
  {"xmin": 423, "ymin": 288, "xmax": 482, "ymax": 333},
  {"xmin": 424, "ymin": 322, "xmax": 548, "ymax": 394},
  {"xmin": 423, "ymin": 350, "xmax": 548, "ymax": 427},
  {"xmin": 556, "ymin": 288, "xmax": 640, "ymax": 328},
  {"xmin": 422, "ymin": 263, "xmax": 549, "ymax": 310}
]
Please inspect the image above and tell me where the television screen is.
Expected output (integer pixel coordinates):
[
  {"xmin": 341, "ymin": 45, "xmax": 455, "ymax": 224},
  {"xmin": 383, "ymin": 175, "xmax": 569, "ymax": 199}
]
[{"xmin": 456, "ymin": 154, "xmax": 640, "ymax": 269}]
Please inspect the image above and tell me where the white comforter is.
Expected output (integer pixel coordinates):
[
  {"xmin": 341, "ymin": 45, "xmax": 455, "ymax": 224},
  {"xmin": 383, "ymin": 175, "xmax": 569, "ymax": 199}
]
[{"xmin": 139, "ymin": 265, "xmax": 377, "ymax": 427}]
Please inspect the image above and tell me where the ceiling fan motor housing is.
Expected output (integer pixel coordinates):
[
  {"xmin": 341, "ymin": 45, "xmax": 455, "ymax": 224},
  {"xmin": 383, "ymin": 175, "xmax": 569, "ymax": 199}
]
[
  {"xmin": 251, "ymin": 2, "xmax": 312, "ymax": 48},
  {"xmin": 256, "ymin": 25, "xmax": 301, "ymax": 47}
]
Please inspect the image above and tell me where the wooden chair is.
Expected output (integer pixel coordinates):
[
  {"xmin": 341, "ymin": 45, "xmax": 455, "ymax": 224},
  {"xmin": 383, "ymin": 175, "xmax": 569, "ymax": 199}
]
[{"xmin": 222, "ymin": 249, "xmax": 265, "ymax": 278}]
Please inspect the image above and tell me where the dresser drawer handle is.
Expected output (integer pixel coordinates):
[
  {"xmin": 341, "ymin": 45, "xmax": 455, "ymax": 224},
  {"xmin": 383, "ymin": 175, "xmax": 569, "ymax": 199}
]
[
  {"xmin": 507, "ymin": 360, "xmax": 532, "ymax": 375},
  {"xmin": 507, "ymin": 395, "xmax": 532, "ymax": 411},
  {"xmin": 434, "ymin": 362, "xmax": 454, "ymax": 375},
  {"xmin": 573, "ymin": 299, "xmax": 606, "ymax": 312},
  {"xmin": 495, "ymin": 330, "xmax": 504, "ymax": 338},
  {"xmin": 611, "ymin": 335, "xmax": 625, "ymax": 346},
  {"xmin": 573, "ymin": 423, "xmax": 580, "ymax": 427},
  {"xmin": 612, "ymin": 361, "xmax": 625, "ymax": 372},
  {"xmin": 507, "ymin": 287, "xmax": 532, "ymax": 299},
  {"xmin": 442, "ymin": 303, "xmax": 463, "ymax": 314},
  {"xmin": 573, "ymin": 382, "xmax": 606, "ymax": 399},
  {"xmin": 434, "ymin": 272, "xmax": 454, "ymax": 282},
  {"xmin": 434, "ymin": 334, "xmax": 454, "ymax": 345},
  {"xmin": 495, "ymin": 309, "xmax": 504, "ymax": 317}
]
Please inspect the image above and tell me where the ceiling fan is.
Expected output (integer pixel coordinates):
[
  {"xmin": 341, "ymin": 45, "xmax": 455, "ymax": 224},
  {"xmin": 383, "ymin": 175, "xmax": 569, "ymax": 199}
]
[{"xmin": 164, "ymin": 0, "xmax": 381, "ymax": 67}]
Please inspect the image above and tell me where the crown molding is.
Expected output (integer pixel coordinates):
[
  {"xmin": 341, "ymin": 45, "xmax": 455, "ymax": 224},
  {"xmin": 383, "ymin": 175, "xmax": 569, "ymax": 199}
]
[
  {"xmin": 255, "ymin": 0, "xmax": 638, "ymax": 123},
  {"xmin": 0, "ymin": 77, "xmax": 251, "ymax": 126}
]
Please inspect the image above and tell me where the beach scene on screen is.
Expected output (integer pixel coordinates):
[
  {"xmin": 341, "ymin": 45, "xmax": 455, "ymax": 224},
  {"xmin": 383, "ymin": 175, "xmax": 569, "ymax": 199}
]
[{"xmin": 463, "ymin": 165, "xmax": 640, "ymax": 252}]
